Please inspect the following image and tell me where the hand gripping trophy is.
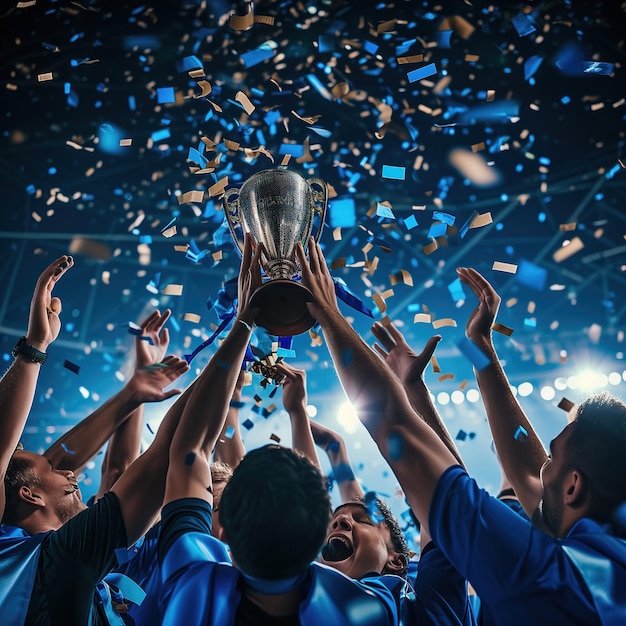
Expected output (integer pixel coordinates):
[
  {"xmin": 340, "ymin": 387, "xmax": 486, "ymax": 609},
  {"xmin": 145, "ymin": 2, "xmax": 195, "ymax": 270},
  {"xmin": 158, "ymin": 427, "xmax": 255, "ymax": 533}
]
[{"xmin": 223, "ymin": 169, "xmax": 328, "ymax": 336}]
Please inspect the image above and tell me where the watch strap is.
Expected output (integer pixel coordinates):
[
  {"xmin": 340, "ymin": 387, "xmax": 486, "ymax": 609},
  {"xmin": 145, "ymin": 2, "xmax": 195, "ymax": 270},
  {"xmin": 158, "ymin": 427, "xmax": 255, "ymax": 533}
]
[{"xmin": 12, "ymin": 336, "xmax": 48, "ymax": 364}]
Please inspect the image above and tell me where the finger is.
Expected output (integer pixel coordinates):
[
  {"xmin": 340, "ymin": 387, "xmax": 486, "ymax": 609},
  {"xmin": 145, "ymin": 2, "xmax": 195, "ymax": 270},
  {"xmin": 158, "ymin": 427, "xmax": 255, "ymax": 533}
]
[
  {"xmin": 371, "ymin": 322, "xmax": 395, "ymax": 350},
  {"xmin": 251, "ymin": 243, "xmax": 263, "ymax": 283},
  {"xmin": 419, "ymin": 335, "xmax": 442, "ymax": 361},
  {"xmin": 140, "ymin": 310, "xmax": 160, "ymax": 331},
  {"xmin": 241, "ymin": 232, "xmax": 252, "ymax": 274},
  {"xmin": 385, "ymin": 322, "xmax": 409, "ymax": 348},
  {"xmin": 295, "ymin": 242, "xmax": 310, "ymax": 277},
  {"xmin": 373, "ymin": 342, "xmax": 389, "ymax": 360},
  {"xmin": 159, "ymin": 327, "xmax": 170, "ymax": 346},
  {"xmin": 315, "ymin": 241, "xmax": 331, "ymax": 277},
  {"xmin": 48, "ymin": 297, "xmax": 62, "ymax": 315},
  {"xmin": 162, "ymin": 389, "xmax": 183, "ymax": 400},
  {"xmin": 307, "ymin": 237, "xmax": 321, "ymax": 273}
]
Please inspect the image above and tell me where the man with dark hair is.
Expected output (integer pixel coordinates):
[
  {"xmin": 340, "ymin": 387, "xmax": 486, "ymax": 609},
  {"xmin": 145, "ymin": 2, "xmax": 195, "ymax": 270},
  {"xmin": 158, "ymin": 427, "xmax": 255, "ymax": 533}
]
[
  {"xmin": 296, "ymin": 240, "xmax": 626, "ymax": 626},
  {"xmin": 158, "ymin": 235, "xmax": 411, "ymax": 626},
  {"xmin": 0, "ymin": 256, "xmax": 191, "ymax": 625}
]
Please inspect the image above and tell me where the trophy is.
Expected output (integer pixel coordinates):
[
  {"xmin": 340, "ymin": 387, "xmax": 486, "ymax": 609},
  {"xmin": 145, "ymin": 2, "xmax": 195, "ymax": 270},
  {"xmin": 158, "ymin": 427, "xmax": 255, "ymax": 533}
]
[{"xmin": 223, "ymin": 169, "xmax": 328, "ymax": 336}]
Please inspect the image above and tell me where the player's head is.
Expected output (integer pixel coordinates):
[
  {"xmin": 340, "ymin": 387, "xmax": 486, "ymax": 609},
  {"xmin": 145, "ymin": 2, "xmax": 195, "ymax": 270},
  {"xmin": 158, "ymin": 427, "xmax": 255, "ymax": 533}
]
[
  {"xmin": 219, "ymin": 445, "xmax": 331, "ymax": 580},
  {"xmin": 321, "ymin": 495, "xmax": 409, "ymax": 579}
]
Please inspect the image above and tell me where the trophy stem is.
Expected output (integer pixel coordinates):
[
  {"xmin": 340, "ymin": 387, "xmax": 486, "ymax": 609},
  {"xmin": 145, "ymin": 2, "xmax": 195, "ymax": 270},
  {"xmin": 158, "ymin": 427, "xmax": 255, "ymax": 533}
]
[
  {"xmin": 265, "ymin": 259, "xmax": 297, "ymax": 280},
  {"xmin": 250, "ymin": 280, "xmax": 317, "ymax": 336}
]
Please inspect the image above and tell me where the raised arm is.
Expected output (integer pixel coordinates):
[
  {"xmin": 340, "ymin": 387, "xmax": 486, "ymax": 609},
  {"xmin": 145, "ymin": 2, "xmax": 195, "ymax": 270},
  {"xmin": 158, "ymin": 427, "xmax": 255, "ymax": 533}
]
[
  {"xmin": 371, "ymin": 322, "xmax": 465, "ymax": 468},
  {"xmin": 296, "ymin": 239, "xmax": 457, "ymax": 534},
  {"xmin": 213, "ymin": 369, "xmax": 247, "ymax": 470},
  {"xmin": 456, "ymin": 267, "xmax": 545, "ymax": 516},
  {"xmin": 309, "ymin": 420, "xmax": 364, "ymax": 502},
  {"xmin": 163, "ymin": 232, "xmax": 261, "ymax": 508},
  {"xmin": 0, "ymin": 255, "xmax": 73, "ymax": 519},
  {"xmin": 96, "ymin": 309, "xmax": 172, "ymax": 497},
  {"xmin": 273, "ymin": 360, "xmax": 321, "ymax": 472}
]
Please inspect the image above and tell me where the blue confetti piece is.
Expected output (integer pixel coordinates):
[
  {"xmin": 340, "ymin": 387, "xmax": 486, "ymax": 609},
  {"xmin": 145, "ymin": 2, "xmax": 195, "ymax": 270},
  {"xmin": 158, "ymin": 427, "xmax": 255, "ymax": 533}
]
[
  {"xmin": 184, "ymin": 452, "xmax": 196, "ymax": 466},
  {"xmin": 376, "ymin": 203, "xmax": 395, "ymax": 219},
  {"xmin": 146, "ymin": 423, "xmax": 154, "ymax": 434},
  {"xmin": 456, "ymin": 429, "xmax": 467, "ymax": 442},
  {"xmin": 364, "ymin": 41, "xmax": 379, "ymax": 55},
  {"xmin": 516, "ymin": 259, "xmax": 547, "ymax": 291},
  {"xmin": 63, "ymin": 360, "xmax": 80, "ymax": 375},
  {"xmin": 448, "ymin": 278, "xmax": 466, "ymax": 303},
  {"xmin": 151, "ymin": 128, "xmax": 170, "ymax": 142},
  {"xmin": 225, "ymin": 426, "xmax": 236, "ymax": 439},
  {"xmin": 318, "ymin": 35, "xmax": 334, "ymax": 53},
  {"xmin": 427, "ymin": 222, "xmax": 448, "ymax": 238},
  {"xmin": 433, "ymin": 211, "xmax": 455, "ymax": 225},
  {"xmin": 327, "ymin": 441, "xmax": 340, "ymax": 454},
  {"xmin": 381, "ymin": 165, "xmax": 406, "ymax": 180},
  {"xmin": 276, "ymin": 348, "xmax": 296, "ymax": 358},
  {"xmin": 512, "ymin": 13, "xmax": 536, "ymax": 37},
  {"xmin": 329, "ymin": 197, "xmax": 356, "ymax": 228},
  {"xmin": 407, "ymin": 63, "xmax": 437, "ymax": 83},
  {"xmin": 388, "ymin": 432, "xmax": 404, "ymax": 460},
  {"xmin": 433, "ymin": 30, "xmax": 453, "ymax": 48},
  {"xmin": 403, "ymin": 215, "xmax": 418, "ymax": 230},
  {"xmin": 363, "ymin": 492, "xmax": 384, "ymax": 524},
  {"xmin": 176, "ymin": 55, "xmax": 203, "ymax": 72},
  {"xmin": 524, "ymin": 55, "xmax": 543, "ymax": 81},
  {"xmin": 457, "ymin": 337, "xmax": 491, "ymax": 371},
  {"xmin": 240, "ymin": 45, "xmax": 274, "ymax": 69},
  {"xmin": 514, "ymin": 425, "xmax": 528, "ymax": 441},
  {"xmin": 582, "ymin": 61, "xmax": 614, "ymax": 76},
  {"xmin": 242, "ymin": 418, "xmax": 254, "ymax": 430},
  {"xmin": 524, "ymin": 318, "xmax": 537, "ymax": 328},
  {"xmin": 229, "ymin": 400, "xmax": 245, "ymax": 409},
  {"xmin": 128, "ymin": 321, "xmax": 142, "ymax": 336},
  {"xmin": 332, "ymin": 463, "xmax": 356, "ymax": 483},
  {"xmin": 61, "ymin": 443, "xmax": 75, "ymax": 454},
  {"xmin": 278, "ymin": 143, "xmax": 304, "ymax": 157}
]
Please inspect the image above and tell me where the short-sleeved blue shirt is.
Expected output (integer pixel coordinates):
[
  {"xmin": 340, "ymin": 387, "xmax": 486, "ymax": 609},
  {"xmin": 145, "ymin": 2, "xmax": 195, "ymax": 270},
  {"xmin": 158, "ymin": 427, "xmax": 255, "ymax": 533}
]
[{"xmin": 430, "ymin": 466, "xmax": 626, "ymax": 626}]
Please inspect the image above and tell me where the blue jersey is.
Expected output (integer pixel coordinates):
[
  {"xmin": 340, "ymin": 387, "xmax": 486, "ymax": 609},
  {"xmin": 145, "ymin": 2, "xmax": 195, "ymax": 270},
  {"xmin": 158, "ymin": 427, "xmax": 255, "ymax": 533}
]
[{"xmin": 430, "ymin": 466, "xmax": 626, "ymax": 626}]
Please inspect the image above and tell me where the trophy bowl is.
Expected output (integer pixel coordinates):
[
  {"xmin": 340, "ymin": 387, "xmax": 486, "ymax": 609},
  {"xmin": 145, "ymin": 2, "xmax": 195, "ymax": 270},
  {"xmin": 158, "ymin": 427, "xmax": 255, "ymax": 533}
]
[{"xmin": 223, "ymin": 169, "xmax": 327, "ymax": 336}]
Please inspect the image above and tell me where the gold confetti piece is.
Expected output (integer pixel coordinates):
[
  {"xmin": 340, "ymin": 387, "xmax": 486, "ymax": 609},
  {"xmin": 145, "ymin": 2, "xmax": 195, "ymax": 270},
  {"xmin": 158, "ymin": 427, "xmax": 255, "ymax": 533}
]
[
  {"xmin": 438, "ymin": 373, "xmax": 455, "ymax": 382},
  {"xmin": 470, "ymin": 212, "xmax": 493, "ymax": 228},
  {"xmin": 553, "ymin": 236, "xmax": 584, "ymax": 263},
  {"xmin": 280, "ymin": 154, "xmax": 291, "ymax": 166},
  {"xmin": 414, "ymin": 313, "xmax": 432, "ymax": 324},
  {"xmin": 459, "ymin": 379, "xmax": 468, "ymax": 390},
  {"xmin": 380, "ymin": 316, "xmax": 392, "ymax": 328},
  {"xmin": 423, "ymin": 241, "xmax": 439, "ymax": 255},
  {"xmin": 593, "ymin": 228, "xmax": 603, "ymax": 239},
  {"xmin": 309, "ymin": 330, "xmax": 323, "ymax": 347},
  {"xmin": 189, "ymin": 68, "xmax": 205, "ymax": 79},
  {"xmin": 162, "ymin": 225, "xmax": 177, "ymax": 238},
  {"xmin": 397, "ymin": 54, "xmax": 424, "ymax": 64},
  {"xmin": 559, "ymin": 222, "xmax": 577, "ymax": 231},
  {"xmin": 413, "ymin": 205, "xmax": 427, "ymax": 211},
  {"xmin": 184, "ymin": 313, "xmax": 201, "ymax": 323},
  {"xmin": 229, "ymin": 5, "xmax": 254, "ymax": 30},
  {"xmin": 32, "ymin": 212, "xmax": 42, "ymax": 222},
  {"xmin": 443, "ymin": 15, "xmax": 475, "ymax": 39},
  {"xmin": 527, "ymin": 301, "xmax": 536, "ymax": 314},
  {"xmin": 235, "ymin": 91, "xmax": 255, "ymax": 114},
  {"xmin": 377, "ymin": 18, "xmax": 397, "ymax": 34},
  {"xmin": 38, "ymin": 72, "xmax": 53, "ymax": 82},
  {"xmin": 212, "ymin": 250, "xmax": 223, "ymax": 262},
  {"xmin": 195, "ymin": 80, "xmax": 212, "ymax": 98},
  {"xmin": 372, "ymin": 293, "xmax": 387, "ymax": 313},
  {"xmin": 492, "ymin": 322, "xmax": 514, "ymax": 336},
  {"xmin": 506, "ymin": 298, "xmax": 518, "ymax": 308},
  {"xmin": 487, "ymin": 90, "xmax": 495, "ymax": 101},
  {"xmin": 381, "ymin": 289, "xmax": 394, "ymax": 300},
  {"xmin": 471, "ymin": 142, "xmax": 486, "ymax": 152},
  {"xmin": 65, "ymin": 140, "xmax": 84, "ymax": 150},
  {"xmin": 492, "ymin": 261, "xmax": 518, "ymax": 273},
  {"xmin": 465, "ymin": 54, "xmax": 479, "ymax": 62},
  {"xmin": 101, "ymin": 271, "xmax": 110, "ymax": 285},
  {"xmin": 431, "ymin": 355, "xmax": 441, "ymax": 373},
  {"xmin": 332, "ymin": 227, "xmax": 342, "ymax": 241},
  {"xmin": 17, "ymin": 0, "xmax": 37, "ymax": 6},
  {"xmin": 330, "ymin": 258, "xmax": 346, "ymax": 269},
  {"xmin": 178, "ymin": 190, "xmax": 204, "ymax": 205},
  {"xmin": 432, "ymin": 318, "xmax": 457, "ymax": 329},
  {"xmin": 162, "ymin": 284, "xmax": 183, "ymax": 296},
  {"xmin": 208, "ymin": 176, "xmax": 228, "ymax": 197},
  {"xmin": 558, "ymin": 397, "xmax": 575, "ymax": 412},
  {"xmin": 174, "ymin": 245, "xmax": 188, "ymax": 252},
  {"xmin": 291, "ymin": 110, "xmax": 320, "ymax": 125},
  {"xmin": 449, "ymin": 149, "xmax": 498, "ymax": 186},
  {"xmin": 69, "ymin": 237, "xmax": 112, "ymax": 261},
  {"xmin": 224, "ymin": 139, "xmax": 240, "ymax": 151},
  {"xmin": 119, "ymin": 138, "xmax": 132, "ymax": 147},
  {"xmin": 254, "ymin": 15, "xmax": 275, "ymax": 26},
  {"xmin": 269, "ymin": 433, "xmax": 281, "ymax": 443}
]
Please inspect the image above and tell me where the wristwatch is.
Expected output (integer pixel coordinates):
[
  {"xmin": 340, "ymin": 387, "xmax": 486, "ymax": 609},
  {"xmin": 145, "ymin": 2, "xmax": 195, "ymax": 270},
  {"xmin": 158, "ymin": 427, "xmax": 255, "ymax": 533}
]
[{"xmin": 12, "ymin": 336, "xmax": 47, "ymax": 364}]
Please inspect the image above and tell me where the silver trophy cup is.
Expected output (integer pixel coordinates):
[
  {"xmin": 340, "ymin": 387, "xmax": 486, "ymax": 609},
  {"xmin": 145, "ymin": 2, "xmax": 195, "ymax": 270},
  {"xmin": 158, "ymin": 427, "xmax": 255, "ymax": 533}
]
[{"xmin": 223, "ymin": 169, "xmax": 328, "ymax": 336}]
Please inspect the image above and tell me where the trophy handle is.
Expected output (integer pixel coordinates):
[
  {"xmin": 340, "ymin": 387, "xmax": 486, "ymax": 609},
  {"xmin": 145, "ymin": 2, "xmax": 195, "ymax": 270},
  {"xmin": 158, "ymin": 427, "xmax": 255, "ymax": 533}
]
[
  {"xmin": 306, "ymin": 177, "xmax": 328, "ymax": 244},
  {"xmin": 222, "ymin": 185, "xmax": 245, "ymax": 256}
]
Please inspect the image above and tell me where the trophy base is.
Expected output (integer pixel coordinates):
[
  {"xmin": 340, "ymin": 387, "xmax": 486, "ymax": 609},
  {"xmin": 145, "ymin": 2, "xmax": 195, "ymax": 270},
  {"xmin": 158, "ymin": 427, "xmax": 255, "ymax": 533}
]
[{"xmin": 251, "ymin": 279, "xmax": 317, "ymax": 336}]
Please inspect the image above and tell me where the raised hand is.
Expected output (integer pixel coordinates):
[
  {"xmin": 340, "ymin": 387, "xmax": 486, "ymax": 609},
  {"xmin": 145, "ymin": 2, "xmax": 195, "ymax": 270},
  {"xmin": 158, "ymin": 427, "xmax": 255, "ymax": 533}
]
[
  {"xmin": 295, "ymin": 237, "xmax": 338, "ymax": 322},
  {"xmin": 28, "ymin": 255, "xmax": 74, "ymax": 351},
  {"xmin": 237, "ymin": 232, "xmax": 262, "ymax": 326},
  {"xmin": 135, "ymin": 309, "xmax": 171, "ymax": 369},
  {"xmin": 456, "ymin": 267, "xmax": 501, "ymax": 347},
  {"xmin": 275, "ymin": 361, "xmax": 307, "ymax": 415},
  {"xmin": 128, "ymin": 356, "xmax": 189, "ymax": 403},
  {"xmin": 371, "ymin": 321, "xmax": 441, "ymax": 386}
]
